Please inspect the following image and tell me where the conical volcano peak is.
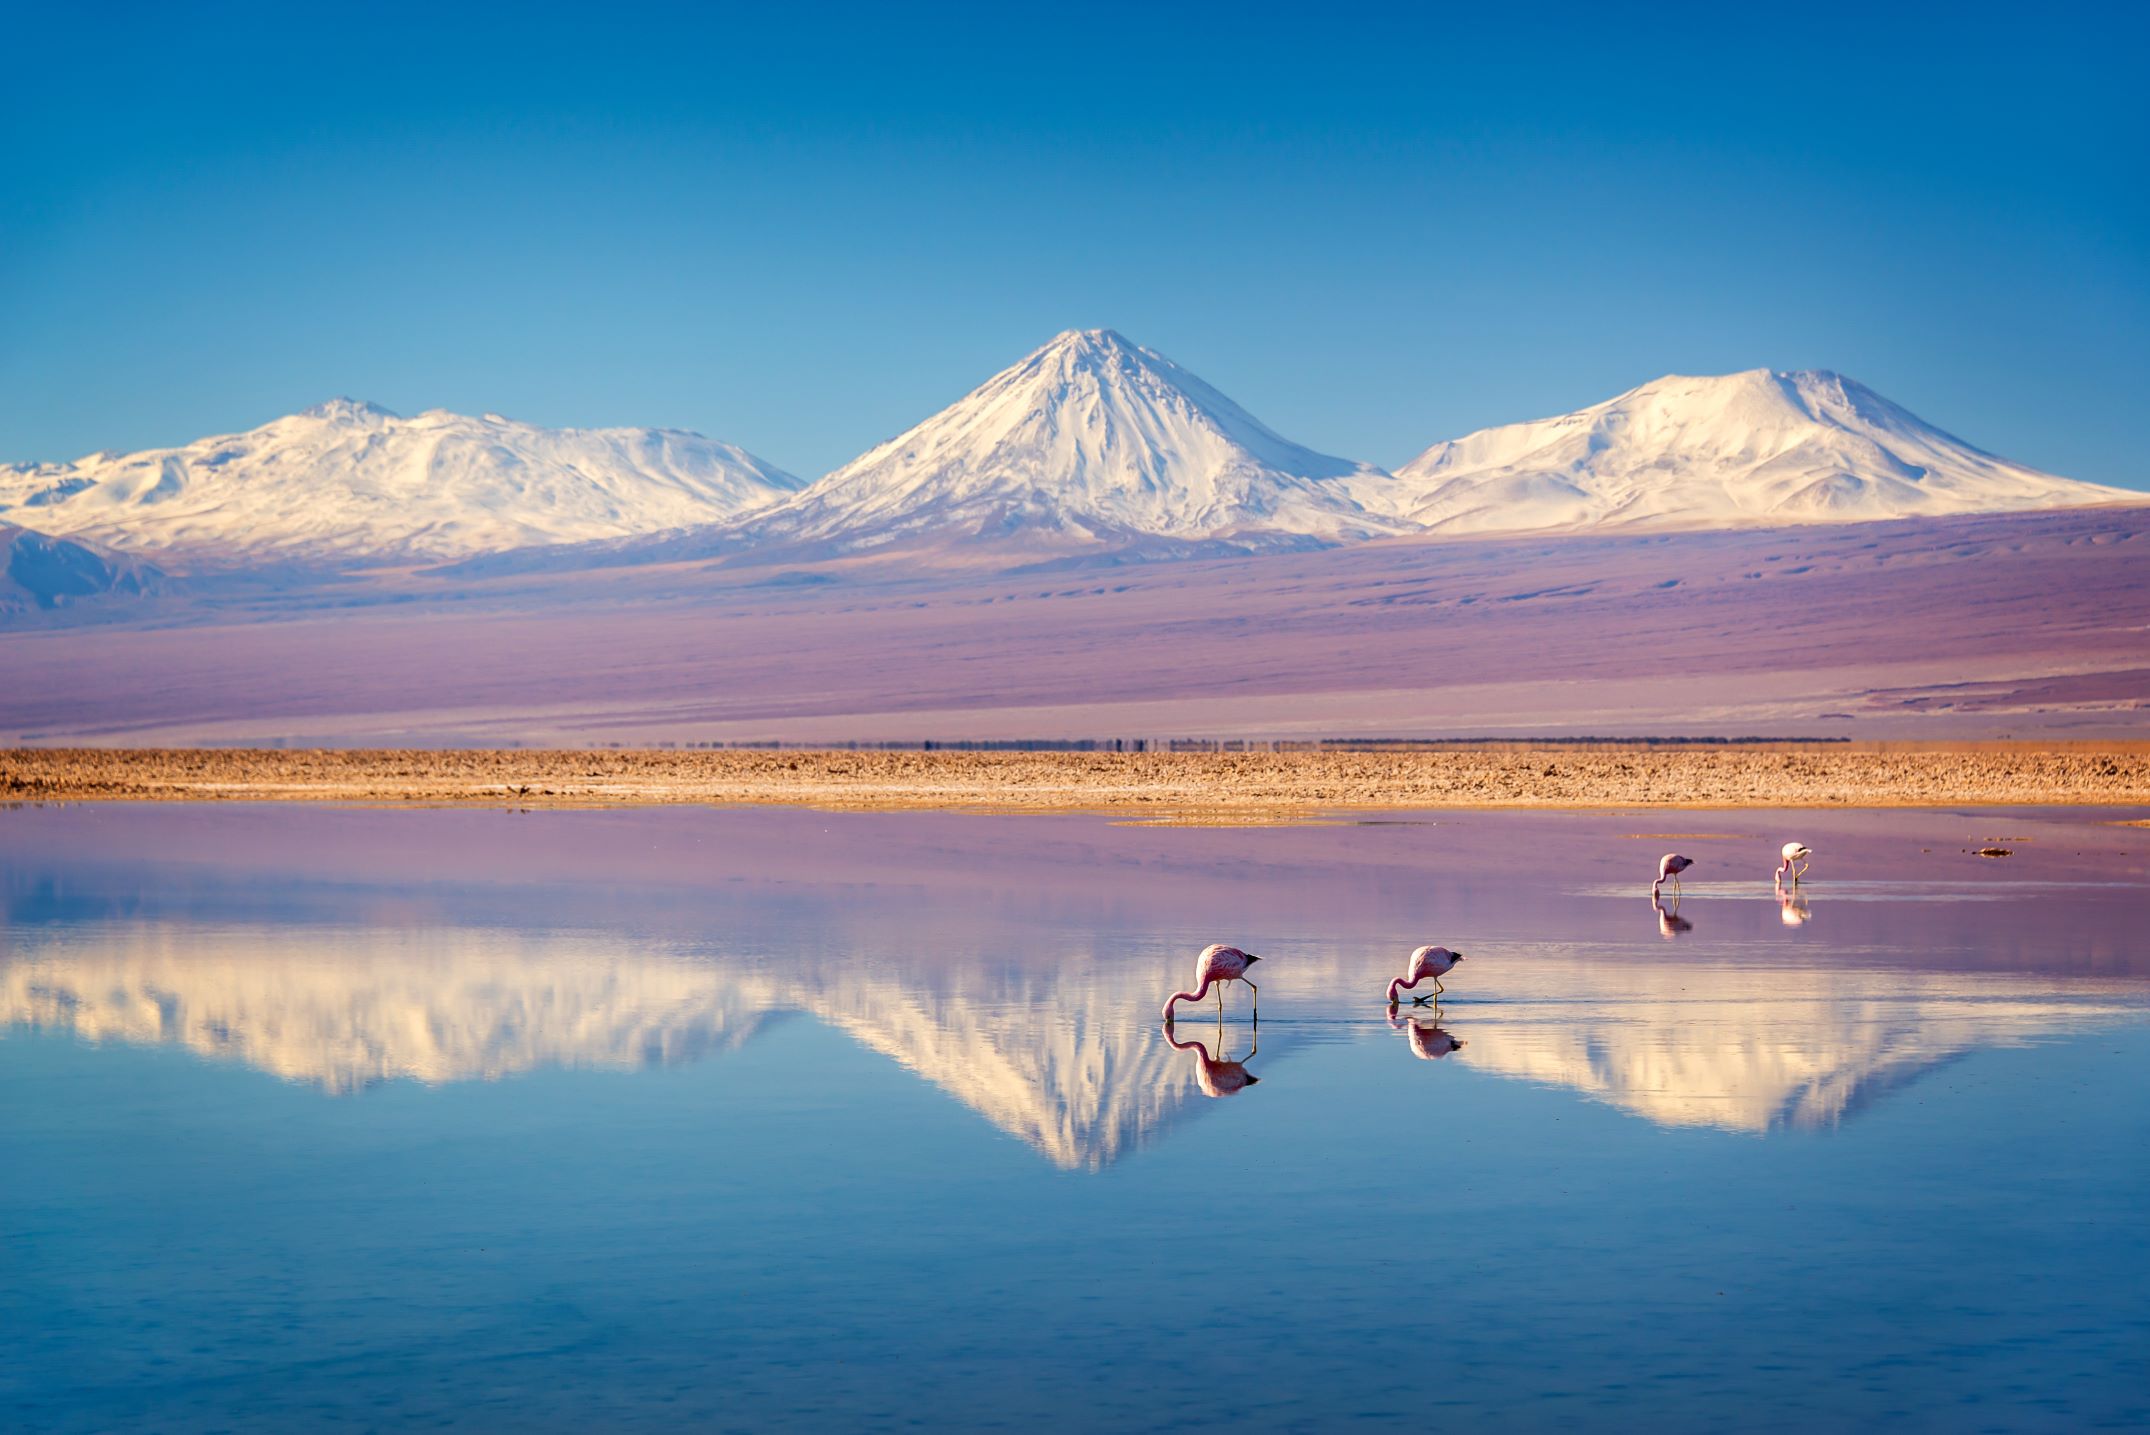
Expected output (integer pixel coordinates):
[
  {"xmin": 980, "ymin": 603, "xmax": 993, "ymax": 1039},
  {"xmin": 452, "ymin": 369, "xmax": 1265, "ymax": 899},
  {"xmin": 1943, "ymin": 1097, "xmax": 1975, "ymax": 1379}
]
[
  {"xmin": 1045, "ymin": 326, "xmax": 1132, "ymax": 349},
  {"xmin": 696, "ymin": 330, "xmax": 1405, "ymax": 561},
  {"xmin": 1020, "ymin": 327, "xmax": 1158, "ymax": 383}
]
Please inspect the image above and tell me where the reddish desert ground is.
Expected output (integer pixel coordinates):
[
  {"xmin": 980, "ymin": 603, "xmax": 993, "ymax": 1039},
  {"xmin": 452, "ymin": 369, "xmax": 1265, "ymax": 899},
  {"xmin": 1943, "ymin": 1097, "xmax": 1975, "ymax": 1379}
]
[{"xmin": 1, "ymin": 507, "xmax": 2144, "ymax": 747}]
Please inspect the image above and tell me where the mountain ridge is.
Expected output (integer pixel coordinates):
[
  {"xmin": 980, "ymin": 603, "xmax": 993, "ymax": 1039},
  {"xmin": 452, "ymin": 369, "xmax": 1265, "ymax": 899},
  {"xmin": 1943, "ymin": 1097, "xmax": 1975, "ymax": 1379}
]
[
  {"xmin": 0, "ymin": 402, "xmax": 804, "ymax": 567},
  {"xmin": 4, "ymin": 342, "xmax": 2138, "ymax": 581}
]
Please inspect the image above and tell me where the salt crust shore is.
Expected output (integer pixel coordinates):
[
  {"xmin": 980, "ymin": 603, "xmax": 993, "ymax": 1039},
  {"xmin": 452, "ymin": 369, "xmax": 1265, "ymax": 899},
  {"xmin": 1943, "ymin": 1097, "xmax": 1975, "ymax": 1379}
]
[{"xmin": 4, "ymin": 745, "xmax": 2147, "ymax": 815}]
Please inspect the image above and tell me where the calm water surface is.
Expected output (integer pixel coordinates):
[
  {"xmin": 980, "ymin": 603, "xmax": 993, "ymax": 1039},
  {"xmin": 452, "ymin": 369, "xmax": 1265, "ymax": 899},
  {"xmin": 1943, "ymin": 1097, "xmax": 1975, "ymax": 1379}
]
[{"xmin": 3, "ymin": 803, "xmax": 2147, "ymax": 1432}]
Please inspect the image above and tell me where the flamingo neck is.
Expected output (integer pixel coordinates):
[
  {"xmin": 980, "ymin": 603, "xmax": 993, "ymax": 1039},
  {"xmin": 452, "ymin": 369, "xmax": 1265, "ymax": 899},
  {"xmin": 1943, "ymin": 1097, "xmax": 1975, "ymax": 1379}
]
[
  {"xmin": 1387, "ymin": 975, "xmax": 1413, "ymax": 1003},
  {"xmin": 1162, "ymin": 977, "xmax": 1214, "ymax": 1021}
]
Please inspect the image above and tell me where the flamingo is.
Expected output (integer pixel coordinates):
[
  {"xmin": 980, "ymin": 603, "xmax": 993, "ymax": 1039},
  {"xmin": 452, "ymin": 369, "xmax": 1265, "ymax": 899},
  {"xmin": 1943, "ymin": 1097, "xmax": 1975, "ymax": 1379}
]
[
  {"xmin": 1389, "ymin": 1012, "xmax": 1465, "ymax": 1060},
  {"xmin": 1653, "ymin": 852, "xmax": 1694, "ymax": 898},
  {"xmin": 1777, "ymin": 842, "xmax": 1812, "ymax": 883},
  {"xmin": 1161, "ymin": 943, "xmax": 1261, "ymax": 1026},
  {"xmin": 1163, "ymin": 1020, "xmax": 1260, "ymax": 1097},
  {"xmin": 1386, "ymin": 945, "xmax": 1465, "ymax": 1006}
]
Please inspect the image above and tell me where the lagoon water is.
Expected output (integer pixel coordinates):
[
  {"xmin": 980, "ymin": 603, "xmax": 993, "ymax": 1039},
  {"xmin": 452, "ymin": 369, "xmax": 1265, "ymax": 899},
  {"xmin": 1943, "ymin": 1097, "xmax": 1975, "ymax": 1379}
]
[{"xmin": 3, "ymin": 803, "xmax": 2146, "ymax": 1431}]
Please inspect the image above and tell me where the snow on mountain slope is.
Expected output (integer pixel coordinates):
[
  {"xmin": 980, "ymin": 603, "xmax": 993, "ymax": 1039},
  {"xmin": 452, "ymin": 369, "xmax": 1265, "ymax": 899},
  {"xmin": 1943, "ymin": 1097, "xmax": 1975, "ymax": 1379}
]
[
  {"xmin": 1389, "ymin": 369, "xmax": 2133, "ymax": 535},
  {"xmin": 0, "ymin": 399, "xmax": 803, "ymax": 567},
  {"xmin": 713, "ymin": 328, "xmax": 1409, "ymax": 560}
]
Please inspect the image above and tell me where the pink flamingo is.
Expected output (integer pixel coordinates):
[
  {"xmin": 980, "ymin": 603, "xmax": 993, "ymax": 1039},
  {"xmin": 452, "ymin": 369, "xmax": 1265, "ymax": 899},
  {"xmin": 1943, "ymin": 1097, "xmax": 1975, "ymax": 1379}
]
[
  {"xmin": 1776, "ymin": 842, "xmax": 1812, "ymax": 883},
  {"xmin": 1389, "ymin": 1012, "xmax": 1465, "ymax": 1060},
  {"xmin": 1161, "ymin": 943, "xmax": 1261, "ymax": 1026},
  {"xmin": 1653, "ymin": 852, "xmax": 1694, "ymax": 898},
  {"xmin": 1386, "ymin": 945, "xmax": 1465, "ymax": 1006},
  {"xmin": 1163, "ymin": 1021, "xmax": 1260, "ymax": 1097}
]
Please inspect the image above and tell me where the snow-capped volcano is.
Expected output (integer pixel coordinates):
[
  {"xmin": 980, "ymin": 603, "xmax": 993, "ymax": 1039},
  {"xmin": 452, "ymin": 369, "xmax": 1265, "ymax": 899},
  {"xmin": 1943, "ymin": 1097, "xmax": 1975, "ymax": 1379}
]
[
  {"xmin": 727, "ymin": 328, "xmax": 1406, "ymax": 559},
  {"xmin": 0, "ymin": 401, "xmax": 802, "ymax": 567},
  {"xmin": 1387, "ymin": 369, "xmax": 2130, "ymax": 535}
]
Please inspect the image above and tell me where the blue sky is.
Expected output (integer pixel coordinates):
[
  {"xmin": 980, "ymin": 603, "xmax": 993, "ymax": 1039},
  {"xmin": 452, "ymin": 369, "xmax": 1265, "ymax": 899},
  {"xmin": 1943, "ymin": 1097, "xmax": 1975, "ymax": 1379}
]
[{"xmin": 4, "ymin": 2, "xmax": 2145, "ymax": 486}]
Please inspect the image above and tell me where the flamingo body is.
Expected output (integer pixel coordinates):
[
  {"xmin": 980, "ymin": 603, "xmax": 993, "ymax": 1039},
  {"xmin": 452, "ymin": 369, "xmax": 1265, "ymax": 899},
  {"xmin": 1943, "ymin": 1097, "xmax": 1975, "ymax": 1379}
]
[
  {"xmin": 1386, "ymin": 944, "xmax": 1465, "ymax": 1005},
  {"xmin": 1161, "ymin": 943, "xmax": 1261, "ymax": 1024},
  {"xmin": 1777, "ymin": 842, "xmax": 1812, "ymax": 882},
  {"xmin": 1653, "ymin": 852, "xmax": 1694, "ymax": 897}
]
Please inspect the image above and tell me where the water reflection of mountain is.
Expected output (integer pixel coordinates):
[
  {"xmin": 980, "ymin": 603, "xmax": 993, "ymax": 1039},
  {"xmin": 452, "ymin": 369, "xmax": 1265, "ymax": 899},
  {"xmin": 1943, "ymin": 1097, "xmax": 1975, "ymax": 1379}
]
[
  {"xmin": 0, "ymin": 927, "xmax": 1316, "ymax": 1170},
  {"xmin": 3, "ymin": 928, "xmax": 2141, "ymax": 1159},
  {"xmin": 1445, "ymin": 953, "xmax": 2141, "ymax": 1133}
]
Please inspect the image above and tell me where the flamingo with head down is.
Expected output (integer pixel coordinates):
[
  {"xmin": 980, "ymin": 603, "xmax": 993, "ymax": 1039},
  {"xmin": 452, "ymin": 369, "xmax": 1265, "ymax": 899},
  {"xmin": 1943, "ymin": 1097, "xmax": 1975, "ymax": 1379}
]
[
  {"xmin": 1161, "ymin": 943, "xmax": 1261, "ymax": 1026},
  {"xmin": 1777, "ymin": 842, "xmax": 1812, "ymax": 883},
  {"xmin": 1653, "ymin": 853, "xmax": 1694, "ymax": 898},
  {"xmin": 1386, "ymin": 945, "xmax": 1465, "ymax": 1006}
]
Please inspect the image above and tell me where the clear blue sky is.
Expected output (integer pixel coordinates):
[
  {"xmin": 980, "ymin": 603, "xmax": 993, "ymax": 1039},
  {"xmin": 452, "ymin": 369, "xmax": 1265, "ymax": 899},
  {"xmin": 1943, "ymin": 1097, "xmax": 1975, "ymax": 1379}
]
[{"xmin": 4, "ymin": 2, "xmax": 2145, "ymax": 486}]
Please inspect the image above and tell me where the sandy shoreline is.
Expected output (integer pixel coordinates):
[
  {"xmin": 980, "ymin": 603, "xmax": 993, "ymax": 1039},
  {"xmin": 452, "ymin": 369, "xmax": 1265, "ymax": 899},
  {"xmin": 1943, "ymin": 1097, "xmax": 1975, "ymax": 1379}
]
[{"xmin": 4, "ymin": 744, "xmax": 2148, "ymax": 814}]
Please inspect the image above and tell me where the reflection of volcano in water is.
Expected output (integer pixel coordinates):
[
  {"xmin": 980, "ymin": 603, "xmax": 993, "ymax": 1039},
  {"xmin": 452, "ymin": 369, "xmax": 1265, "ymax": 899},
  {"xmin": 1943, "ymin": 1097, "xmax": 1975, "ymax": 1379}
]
[
  {"xmin": 4, "ymin": 928, "xmax": 2142, "ymax": 1160},
  {"xmin": 0, "ymin": 928, "xmax": 783, "ymax": 1093},
  {"xmin": 0, "ymin": 926, "xmax": 1312, "ymax": 1170},
  {"xmin": 1444, "ymin": 952, "xmax": 2143, "ymax": 1132}
]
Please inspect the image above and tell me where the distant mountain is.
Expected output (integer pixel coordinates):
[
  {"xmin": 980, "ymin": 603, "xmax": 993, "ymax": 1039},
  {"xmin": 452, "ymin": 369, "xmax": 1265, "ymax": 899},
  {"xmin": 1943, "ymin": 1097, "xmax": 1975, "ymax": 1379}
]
[
  {"xmin": 1389, "ymin": 369, "xmax": 2131, "ymax": 535},
  {"xmin": 757, "ymin": 328, "xmax": 1406, "ymax": 556},
  {"xmin": 0, "ymin": 399, "xmax": 803, "ymax": 567},
  {"xmin": 471, "ymin": 329, "xmax": 1410, "ymax": 574},
  {"xmin": 12, "ymin": 357, "xmax": 2136, "ymax": 582},
  {"xmin": 0, "ymin": 522, "xmax": 161, "ymax": 614}
]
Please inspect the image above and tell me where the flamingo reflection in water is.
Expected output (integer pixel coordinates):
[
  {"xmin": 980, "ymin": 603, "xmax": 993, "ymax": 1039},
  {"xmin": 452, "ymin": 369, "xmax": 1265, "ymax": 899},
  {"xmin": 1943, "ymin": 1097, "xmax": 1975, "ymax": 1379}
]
[
  {"xmin": 1162, "ymin": 1016, "xmax": 1261, "ymax": 1098},
  {"xmin": 1389, "ymin": 1011, "xmax": 1466, "ymax": 1060},
  {"xmin": 1653, "ymin": 895, "xmax": 1692, "ymax": 938},
  {"xmin": 1776, "ymin": 879, "xmax": 1812, "ymax": 927},
  {"xmin": 1160, "ymin": 943, "xmax": 1261, "ymax": 1027}
]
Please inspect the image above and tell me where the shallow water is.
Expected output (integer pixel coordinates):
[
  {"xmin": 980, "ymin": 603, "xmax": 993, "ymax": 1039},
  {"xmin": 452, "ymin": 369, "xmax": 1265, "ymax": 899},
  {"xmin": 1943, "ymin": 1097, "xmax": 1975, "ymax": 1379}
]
[{"xmin": 3, "ymin": 803, "xmax": 2147, "ymax": 1432}]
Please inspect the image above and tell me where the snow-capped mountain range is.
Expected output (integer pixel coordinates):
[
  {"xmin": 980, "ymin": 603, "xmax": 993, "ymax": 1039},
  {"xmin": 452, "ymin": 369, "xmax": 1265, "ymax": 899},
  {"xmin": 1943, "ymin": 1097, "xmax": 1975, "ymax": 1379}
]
[
  {"xmin": 1, "ymin": 333, "xmax": 2134, "ymax": 574},
  {"xmin": 0, "ymin": 399, "xmax": 802, "ymax": 565}
]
